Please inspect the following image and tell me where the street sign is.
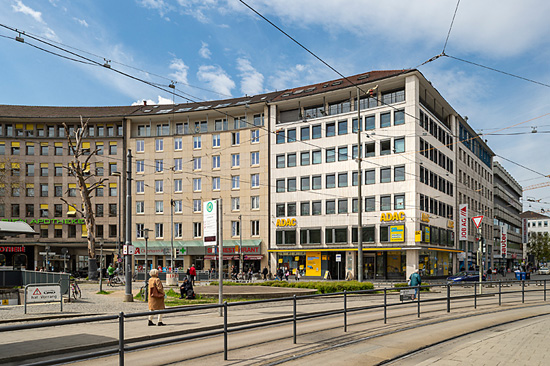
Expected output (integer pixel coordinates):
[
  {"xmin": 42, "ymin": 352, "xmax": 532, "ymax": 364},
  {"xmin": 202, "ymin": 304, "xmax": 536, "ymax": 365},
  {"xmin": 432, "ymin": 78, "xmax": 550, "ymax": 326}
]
[
  {"xmin": 459, "ymin": 204, "xmax": 468, "ymax": 240},
  {"xmin": 472, "ymin": 215, "xmax": 483, "ymax": 229},
  {"xmin": 123, "ymin": 245, "xmax": 135, "ymax": 255},
  {"xmin": 203, "ymin": 200, "xmax": 217, "ymax": 246},
  {"xmin": 336, "ymin": 254, "xmax": 342, "ymax": 262}
]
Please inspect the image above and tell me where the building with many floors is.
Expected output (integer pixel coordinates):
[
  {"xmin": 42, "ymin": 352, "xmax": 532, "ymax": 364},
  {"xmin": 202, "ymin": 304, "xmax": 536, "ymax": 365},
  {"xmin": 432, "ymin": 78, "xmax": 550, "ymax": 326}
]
[{"xmin": 0, "ymin": 69, "xmax": 496, "ymax": 280}]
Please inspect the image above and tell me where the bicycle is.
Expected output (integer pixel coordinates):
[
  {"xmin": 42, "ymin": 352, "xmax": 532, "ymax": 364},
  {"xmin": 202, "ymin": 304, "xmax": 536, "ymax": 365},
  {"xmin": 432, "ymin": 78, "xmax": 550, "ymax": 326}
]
[
  {"xmin": 109, "ymin": 275, "xmax": 125, "ymax": 286},
  {"xmin": 70, "ymin": 280, "xmax": 81, "ymax": 299}
]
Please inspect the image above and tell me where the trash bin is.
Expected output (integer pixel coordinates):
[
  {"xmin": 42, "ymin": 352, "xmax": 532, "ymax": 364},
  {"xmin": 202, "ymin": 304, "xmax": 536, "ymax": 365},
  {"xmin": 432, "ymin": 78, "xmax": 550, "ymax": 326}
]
[
  {"xmin": 515, "ymin": 272, "xmax": 521, "ymax": 280},
  {"xmin": 520, "ymin": 272, "xmax": 526, "ymax": 281},
  {"xmin": 526, "ymin": 272, "xmax": 531, "ymax": 280}
]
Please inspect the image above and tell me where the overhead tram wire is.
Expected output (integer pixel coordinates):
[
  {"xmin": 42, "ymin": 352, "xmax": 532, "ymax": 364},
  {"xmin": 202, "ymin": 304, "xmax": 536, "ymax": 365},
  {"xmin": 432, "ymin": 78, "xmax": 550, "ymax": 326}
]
[
  {"xmin": 442, "ymin": 0, "xmax": 461, "ymax": 54},
  {"xmin": 495, "ymin": 154, "xmax": 550, "ymax": 179}
]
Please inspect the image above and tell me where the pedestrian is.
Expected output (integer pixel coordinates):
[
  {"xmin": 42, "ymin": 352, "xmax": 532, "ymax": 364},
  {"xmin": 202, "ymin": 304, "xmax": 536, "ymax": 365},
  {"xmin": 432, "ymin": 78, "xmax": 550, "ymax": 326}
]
[
  {"xmin": 262, "ymin": 266, "xmax": 268, "ymax": 281},
  {"xmin": 247, "ymin": 267, "xmax": 253, "ymax": 281},
  {"xmin": 409, "ymin": 269, "xmax": 421, "ymax": 300},
  {"xmin": 189, "ymin": 264, "xmax": 196, "ymax": 285},
  {"xmin": 148, "ymin": 269, "xmax": 166, "ymax": 326},
  {"xmin": 179, "ymin": 277, "xmax": 195, "ymax": 299},
  {"xmin": 284, "ymin": 269, "xmax": 289, "ymax": 281},
  {"xmin": 107, "ymin": 264, "xmax": 115, "ymax": 285},
  {"xmin": 277, "ymin": 267, "xmax": 284, "ymax": 281},
  {"xmin": 295, "ymin": 269, "xmax": 301, "ymax": 281}
]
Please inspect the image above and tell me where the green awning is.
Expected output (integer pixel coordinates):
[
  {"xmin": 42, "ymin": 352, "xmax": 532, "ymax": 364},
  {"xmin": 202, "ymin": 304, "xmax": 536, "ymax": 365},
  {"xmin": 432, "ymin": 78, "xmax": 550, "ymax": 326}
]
[{"xmin": 132, "ymin": 239, "xmax": 261, "ymax": 249}]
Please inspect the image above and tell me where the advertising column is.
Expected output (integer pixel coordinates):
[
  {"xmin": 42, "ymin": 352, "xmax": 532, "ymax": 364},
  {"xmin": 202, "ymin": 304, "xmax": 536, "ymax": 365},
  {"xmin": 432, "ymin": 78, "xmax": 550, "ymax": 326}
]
[{"xmin": 500, "ymin": 226, "xmax": 508, "ymax": 265}]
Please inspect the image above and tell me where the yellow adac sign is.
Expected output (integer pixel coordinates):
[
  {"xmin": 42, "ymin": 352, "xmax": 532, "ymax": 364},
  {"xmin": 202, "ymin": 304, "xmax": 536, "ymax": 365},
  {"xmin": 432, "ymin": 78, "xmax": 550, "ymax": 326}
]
[
  {"xmin": 447, "ymin": 220, "xmax": 454, "ymax": 228},
  {"xmin": 380, "ymin": 212, "xmax": 405, "ymax": 222},
  {"xmin": 415, "ymin": 230, "xmax": 422, "ymax": 242},
  {"xmin": 276, "ymin": 218, "xmax": 297, "ymax": 227},
  {"xmin": 421, "ymin": 213, "xmax": 430, "ymax": 223}
]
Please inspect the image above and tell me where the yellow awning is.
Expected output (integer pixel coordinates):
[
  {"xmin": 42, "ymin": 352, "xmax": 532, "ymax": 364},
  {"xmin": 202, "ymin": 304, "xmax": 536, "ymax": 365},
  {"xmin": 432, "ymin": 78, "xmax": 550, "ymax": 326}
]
[
  {"xmin": 11, "ymin": 162, "xmax": 20, "ymax": 169},
  {"xmin": 68, "ymin": 183, "xmax": 77, "ymax": 189},
  {"xmin": 109, "ymin": 183, "xmax": 117, "ymax": 188},
  {"xmin": 40, "ymin": 225, "xmax": 48, "ymax": 229},
  {"xmin": 15, "ymin": 124, "xmax": 23, "ymax": 129},
  {"xmin": 82, "ymin": 225, "xmax": 88, "ymax": 237},
  {"xmin": 68, "ymin": 205, "xmax": 76, "ymax": 212},
  {"xmin": 26, "ymin": 124, "xmax": 34, "ymax": 131},
  {"xmin": 26, "ymin": 142, "xmax": 34, "ymax": 146},
  {"xmin": 96, "ymin": 162, "xmax": 104, "ymax": 167},
  {"xmin": 40, "ymin": 204, "xmax": 48, "ymax": 209},
  {"xmin": 54, "ymin": 142, "xmax": 63, "ymax": 147},
  {"xmin": 40, "ymin": 163, "xmax": 48, "ymax": 168},
  {"xmin": 37, "ymin": 124, "xmax": 44, "ymax": 129},
  {"xmin": 54, "ymin": 224, "xmax": 62, "ymax": 230},
  {"xmin": 26, "ymin": 183, "xmax": 34, "ymax": 188},
  {"xmin": 55, "ymin": 163, "xmax": 62, "ymax": 167},
  {"xmin": 0, "ymin": 163, "xmax": 4, "ymax": 169},
  {"xmin": 11, "ymin": 183, "xmax": 19, "ymax": 188},
  {"xmin": 109, "ymin": 141, "xmax": 117, "ymax": 146},
  {"xmin": 41, "ymin": 142, "xmax": 48, "ymax": 146},
  {"xmin": 11, "ymin": 142, "xmax": 20, "ymax": 147},
  {"xmin": 82, "ymin": 142, "xmax": 90, "ymax": 149}
]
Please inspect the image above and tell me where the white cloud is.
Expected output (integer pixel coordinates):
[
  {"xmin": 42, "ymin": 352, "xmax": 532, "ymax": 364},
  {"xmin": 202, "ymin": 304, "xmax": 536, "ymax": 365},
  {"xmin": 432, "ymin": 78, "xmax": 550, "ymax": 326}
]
[
  {"xmin": 132, "ymin": 95, "xmax": 174, "ymax": 106},
  {"xmin": 74, "ymin": 17, "xmax": 88, "ymax": 27},
  {"xmin": 138, "ymin": 0, "xmax": 171, "ymax": 17},
  {"xmin": 197, "ymin": 65, "xmax": 235, "ymax": 97},
  {"xmin": 168, "ymin": 58, "xmax": 189, "ymax": 84},
  {"xmin": 12, "ymin": 0, "xmax": 44, "ymax": 23},
  {"xmin": 236, "ymin": 58, "xmax": 264, "ymax": 96},
  {"xmin": 199, "ymin": 42, "xmax": 211, "ymax": 59}
]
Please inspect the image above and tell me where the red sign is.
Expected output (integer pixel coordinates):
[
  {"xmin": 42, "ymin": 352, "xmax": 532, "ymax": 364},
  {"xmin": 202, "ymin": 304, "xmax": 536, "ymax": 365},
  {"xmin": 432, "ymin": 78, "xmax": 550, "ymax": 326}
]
[
  {"xmin": 472, "ymin": 216, "xmax": 483, "ymax": 229},
  {"xmin": 0, "ymin": 246, "xmax": 25, "ymax": 253},
  {"xmin": 206, "ymin": 246, "xmax": 260, "ymax": 254},
  {"xmin": 459, "ymin": 204, "xmax": 468, "ymax": 240},
  {"xmin": 501, "ymin": 226, "xmax": 508, "ymax": 258}
]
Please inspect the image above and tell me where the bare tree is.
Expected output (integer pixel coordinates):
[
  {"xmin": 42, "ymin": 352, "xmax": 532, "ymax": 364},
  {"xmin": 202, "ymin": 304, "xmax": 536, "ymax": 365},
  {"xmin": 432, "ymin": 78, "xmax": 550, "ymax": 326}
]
[
  {"xmin": 62, "ymin": 117, "xmax": 107, "ymax": 280},
  {"xmin": 528, "ymin": 232, "xmax": 550, "ymax": 264}
]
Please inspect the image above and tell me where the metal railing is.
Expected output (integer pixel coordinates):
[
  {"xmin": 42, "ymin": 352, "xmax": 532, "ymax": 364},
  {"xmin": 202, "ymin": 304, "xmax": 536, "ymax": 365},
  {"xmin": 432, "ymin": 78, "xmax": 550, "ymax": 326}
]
[{"xmin": 1, "ymin": 279, "xmax": 547, "ymax": 366}]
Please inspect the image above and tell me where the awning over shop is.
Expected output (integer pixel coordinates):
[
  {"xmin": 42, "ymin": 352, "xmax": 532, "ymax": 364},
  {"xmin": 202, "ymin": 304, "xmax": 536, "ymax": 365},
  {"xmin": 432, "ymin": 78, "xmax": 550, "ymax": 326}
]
[{"xmin": 132, "ymin": 239, "xmax": 261, "ymax": 249}]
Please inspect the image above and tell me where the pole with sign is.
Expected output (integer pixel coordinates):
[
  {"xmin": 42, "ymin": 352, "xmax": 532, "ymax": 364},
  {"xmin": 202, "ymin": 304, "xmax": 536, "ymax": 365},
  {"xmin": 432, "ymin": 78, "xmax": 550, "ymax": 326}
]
[
  {"xmin": 336, "ymin": 254, "xmax": 341, "ymax": 281},
  {"xmin": 472, "ymin": 215, "xmax": 483, "ymax": 292}
]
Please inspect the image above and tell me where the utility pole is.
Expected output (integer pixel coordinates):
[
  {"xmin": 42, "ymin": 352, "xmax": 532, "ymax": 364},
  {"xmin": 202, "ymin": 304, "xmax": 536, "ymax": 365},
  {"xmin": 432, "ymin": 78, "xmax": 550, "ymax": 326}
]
[
  {"xmin": 218, "ymin": 199, "xmax": 223, "ymax": 316},
  {"xmin": 239, "ymin": 214, "xmax": 243, "ymax": 274},
  {"xmin": 478, "ymin": 227, "xmax": 483, "ymax": 294},
  {"xmin": 357, "ymin": 87, "xmax": 363, "ymax": 282},
  {"xmin": 123, "ymin": 150, "xmax": 133, "ymax": 302},
  {"xmin": 99, "ymin": 240, "xmax": 104, "ymax": 293}
]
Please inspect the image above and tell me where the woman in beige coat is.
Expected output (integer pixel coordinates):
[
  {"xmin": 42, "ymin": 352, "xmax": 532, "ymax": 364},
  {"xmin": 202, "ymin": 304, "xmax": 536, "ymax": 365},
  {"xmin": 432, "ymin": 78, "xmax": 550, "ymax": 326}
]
[{"xmin": 148, "ymin": 269, "xmax": 166, "ymax": 326}]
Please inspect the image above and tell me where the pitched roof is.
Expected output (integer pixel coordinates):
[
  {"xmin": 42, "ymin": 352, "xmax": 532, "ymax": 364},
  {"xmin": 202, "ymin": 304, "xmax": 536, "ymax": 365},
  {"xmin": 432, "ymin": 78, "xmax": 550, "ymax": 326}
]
[{"xmin": 520, "ymin": 210, "xmax": 550, "ymax": 219}]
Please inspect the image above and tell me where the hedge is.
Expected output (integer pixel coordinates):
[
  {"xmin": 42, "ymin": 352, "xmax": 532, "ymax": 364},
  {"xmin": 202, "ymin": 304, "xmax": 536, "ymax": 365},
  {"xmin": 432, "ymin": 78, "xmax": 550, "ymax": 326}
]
[{"xmin": 209, "ymin": 280, "xmax": 374, "ymax": 294}]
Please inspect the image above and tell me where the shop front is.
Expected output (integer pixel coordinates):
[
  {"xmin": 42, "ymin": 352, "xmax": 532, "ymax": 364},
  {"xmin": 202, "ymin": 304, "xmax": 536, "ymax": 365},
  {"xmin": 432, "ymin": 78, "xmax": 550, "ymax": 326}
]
[{"xmin": 0, "ymin": 245, "xmax": 34, "ymax": 270}]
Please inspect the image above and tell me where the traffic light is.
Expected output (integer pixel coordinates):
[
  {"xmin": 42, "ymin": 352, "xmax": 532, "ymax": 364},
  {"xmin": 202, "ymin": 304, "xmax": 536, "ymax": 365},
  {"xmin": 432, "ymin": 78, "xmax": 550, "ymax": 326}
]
[{"xmin": 481, "ymin": 237, "xmax": 486, "ymax": 253}]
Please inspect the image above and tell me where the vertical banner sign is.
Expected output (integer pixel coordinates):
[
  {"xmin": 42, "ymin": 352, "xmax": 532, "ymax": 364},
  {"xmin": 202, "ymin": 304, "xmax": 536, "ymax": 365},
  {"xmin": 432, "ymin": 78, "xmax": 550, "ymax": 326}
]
[
  {"xmin": 203, "ymin": 200, "xmax": 217, "ymax": 246},
  {"xmin": 459, "ymin": 204, "xmax": 468, "ymax": 240},
  {"xmin": 521, "ymin": 218, "xmax": 528, "ymax": 244},
  {"xmin": 500, "ymin": 226, "xmax": 508, "ymax": 258}
]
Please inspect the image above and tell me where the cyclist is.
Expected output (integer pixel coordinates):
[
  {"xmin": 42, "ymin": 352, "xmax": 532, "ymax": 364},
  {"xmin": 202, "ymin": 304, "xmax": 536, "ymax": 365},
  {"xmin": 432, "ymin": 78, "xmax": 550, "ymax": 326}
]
[{"xmin": 107, "ymin": 264, "xmax": 115, "ymax": 285}]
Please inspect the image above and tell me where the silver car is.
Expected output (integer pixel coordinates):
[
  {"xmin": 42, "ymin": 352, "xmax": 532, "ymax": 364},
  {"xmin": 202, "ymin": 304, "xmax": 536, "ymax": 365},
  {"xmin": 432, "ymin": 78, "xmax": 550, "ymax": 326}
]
[{"xmin": 538, "ymin": 267, "xmax": 550, "ymax": 275}]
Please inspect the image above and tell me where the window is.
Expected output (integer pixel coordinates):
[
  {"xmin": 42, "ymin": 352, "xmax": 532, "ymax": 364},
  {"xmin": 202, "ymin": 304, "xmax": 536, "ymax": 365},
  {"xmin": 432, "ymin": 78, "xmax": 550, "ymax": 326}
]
[
  {"xmin": 287, "ymin": 202, "xmax": 297, "ymax": 216},
  {"xmin": 155, "ymin": 223, "xmax": 164, "ymax": 238},
  {"xmin": 212, "ymin": 155, "xmax": 220, "ymax": 169},
  {"xmin": 136, "ymin": 201, "xmax": 144, "ymax": 214},
  {"xmin": 251, "ymin": 173, "xmax": 260, "ymax": 188},
  {"xmin": 231, "ymin": 176, "xmax": 240, "ymax": 189},
  {"xmin": 312, "ymin": 175, "xmax": 322, "ymax": 190},
  {"xmin": 254, "ymin": 114, "xmax": 264, "ymax": 126},
  {"xmin": 380, "ymin": 195, "xmax": 391, "ymax": 211},
  {"xmin": 25, "ymin": 164, "xmax": 34, "ymax": 177},
  {"xmin": 215, "ymin": 119, "xmax": 227, "ymax": 131},
  {"xmin": 312, "ymin": 201, "xmax": 322, "ymax": 215},
  {"xmin": 338, "ymin": 199, "xmax": 348, "ymax": 214},
  {"xmin": 394, "ymin": 138, "xmax": 405, "ymax": 153},
  {"xmin": 394, "ymin": 166, "xmax": 405, "ymax": 181},
  {"xmin": 251, "ymin": 196, "xmax": 260, "ymax": 210},
  {"xmin": 395, "ymin": 194, "xmax": 405, "ymax": 210},
  {"xmin": 276, "ymin": 230, "xmax": 296, "ymax": 245},
  {"xmin": 276, "ymin": 130, "xmax": 285, "ymax": 144},
  {"xmin": 301, "ymin": 126, "xmax": 310, "ymax": 141},
  {"xmin": 109, "ymin": 183, "xmax": 117, "ymax": 197},
  {"xmin": 26, "ymin": 204, "xmax": 34, "ymax": 217},
  {"xmin": 136, "ymin": 139, "xmax": 144, "ymax": 152},
  {"xmin": 287, "ymin": 153, "xmax": 297, "ymax": 167},
  {"xmin": 231, "ymin": 154, "xmax": 240, "ymax": 168},
  {"xmin": 173, "ymin": 200, "xmax": 183, "ymax": 213},
  {"xmin": 338, "ymin": 120, "xmax": 348, "ymax": 135},
  {"xmin": 54, "ymin": 184, "xmax": 62, "ymax": 197},
  {"xmin": 155, "ymin": 139, "xmax": 163, "ymax": 152},
  {"xmin": 301, "ymin": 176, "xmax": 310, "ymax": 191},
  {"xmin": 231, "ymin": 197, "xmax": 240, "ymax": 211},
  {"xmin": 213, "ymin": 134, "xmax": 221, "ymax": 147},
  {"xmin": 193, "ymin": 199, "xmax": 202, "ymax": 212},
  {"xmin": 365, "ymin": 115, "xmax": 375, "ymax": 130},
  {"xmin": 55, "ymin": 204, "xmax": 63, "ymax": 217},
  {"xmin": 193, "ymin": 136, "xmax": 202, "ymax": 149},
  {"xmin": 365, "ymin": 169, "xmax": 375, "ymax": 185},
  {"xmin": 312, "ymin": 150, "xmax": 322, "ymax": 164},
  {"xmin": 155, "ymin": 201, "xmax": 164, "ymax": 214},
  {"xmin": 276, "ymin": 155, "xmax": 285, "ymax": 169},
  {"xmin": 155, "ymin": 180, "xmax": 163, "ymax": 193},
  {"xmin": 230, "ymin": 221, "xmax": 240, "ymax": 237},
  {"xmin": 155, "ymin": 159, "xmax": 163, "ymax": 172},
  {"xmin": 365, "ymin": 196, "xmax": 375, "ymax": 212},
  {"xmin": 174, "ymin": 158, "xmax": 183, "ymax": 171},
  {"xmin": 326, "ymin": 200, "xmax": 336, "ymax": 214},
  {"xmin": 174, "ymin": 223, "xmax": 183, "ymax": 238},
  {"xmin": 352, "ymin": 171, "xmax": 359, "ymax": 186},
  {"xmin": 96, "ymin": 186, "xmax": 104, "ymax": 197},
  {"xmin": 212, "ymin": 177, "xmax": 220, "ymax": 190},
  {"xmin": 276, "ymin": 204, "xmax": 285, "ymax": 217},
  {"xmin": 301, "ymin": 202, "xmax": 310, "ymax": 216},
  {"xmin": 40, "ymin": 184, "xmax": 48, "ymax": 197},
  {"xmin": 251, "ymin": 220, "xmax": 260, "ymax": 236},
  {"xmin": 11, "ymin": 142, "xmax": 20, "ymax": 155},
  {"xmin": 55, "ymin": 144, "xmax": 63, "ymax": 156},
  {"xmin": 287, "ymin": 178, "xmax": 296, "ymax": 192},
  {"xmin": 96, "ymin": 142, "xmax": 103, "ymax": 155},
  {"xmin": 287, "ymin": 128, "xmax": 297, "ymax": 142},
  {"xmin": 300, "ymin": 151, "xmax": 310, "ymax": 166},
  {"xmin": 193, "ymin": 222, "xmax": 202, "ymax": 237},
  {"xmin": 174, "ymin": 137, "xmax": 182, "ymax": 150},
  {"xmin": 11, "ymin": 204, "xmax": 20, "ymax": 217},
  {"xmin": 193, "ymin": 157, "xmax": 202, "ymax": 170},
  {"xmin": 338, "ymin": 146, "xmax": 348, "ymax": 161},
  {"xmin": 26, "ymin": 184, "xmax": 35, "ymax": 197},
  {"xmin": 381, "ymin": 140, "xmax": 391, "ymax": 155},
  {"xmin": 326, "ymin": 122, "xmax": 335, "ymax": 137},
  {"xmin": 326, "ymin": 148, "xmax": 336, "ymax": 163},
  {"xmin": 380, "ymin": 168, "xmax": 391, "ymax": 183},
  {"xmin": 380, "ymin": 112, "xmax": 391, "ymax": 128},
  {"xmin": 312, "ymin": 124, "xmax": 322, "ymax": 139},
  {"xmin": 136, "ymin": 160, "xmax": 144, "ymax": 173},
  {"xmin": 251, "ymin": 151, "xmax": 259, "ymax": 165},
  {"xmin": 251, "ymin": 130, "xmax": 259, "ymax": 143},
  {"xmin": 326, "ymin": 174, "xmax": 336, "ymax": 189},
  {"xmin": 338, "ymin": 172, "xmax": 348, "ymax": 187},
  {"xmin": 109, "ymin": 143, "xmax": 117, "ymax": 155},
  {"xmin": 394, "ymin": 110, "xmax": 405, "ymax": 125},
  {"xmin": 26, "ymin": 143, "xmax": 34, "ymax": 155},
  {"xmin": 232, "ymin": 132, "xmax": 240, "ymax": 145},
  {"xmin": 136, "ymin": 181, "xmax": 144, "ymax": 194},
  {"xmin": 382, "ymin": 89, "xmax": 405, "ymax": 104},
  {"xmin": 40, "ymin": 144, "xmax": 48, "ymax": 155},
  {"xmin": 109, "ymin": 163, "xmax": 117, "ymax": 176},
  {"xmin": 55, "ymin": 165, "xmax": 63, "ymax": 176},
  {"xmin": 193, "ymin": 178, "xmax": 202, "ymax": 192}
]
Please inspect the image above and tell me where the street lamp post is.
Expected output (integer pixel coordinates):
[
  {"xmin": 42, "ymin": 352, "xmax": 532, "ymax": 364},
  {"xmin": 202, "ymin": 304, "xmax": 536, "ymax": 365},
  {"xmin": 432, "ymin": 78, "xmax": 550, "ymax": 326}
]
[
  {"xmin": 112, "ymin": 171, "xmax": 122, "ymax": 271},
  {"xmin": 99, "ymin": 240, "xmax": 104, "ymax": 293},
  {"xmin": 144, "ymin": 228, "xmax": 150, "ymax": 301}
]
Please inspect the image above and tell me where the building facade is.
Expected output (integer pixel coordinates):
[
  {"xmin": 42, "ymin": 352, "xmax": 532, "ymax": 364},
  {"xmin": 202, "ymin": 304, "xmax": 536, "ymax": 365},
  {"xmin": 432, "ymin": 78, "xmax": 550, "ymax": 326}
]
[
  {"xmin": 520, "ymin": 210, "xmax": 550, "ymax": 265},
  {"xmin": 492, "ymin": 161, "xmax": 523, "ymax": 269}
]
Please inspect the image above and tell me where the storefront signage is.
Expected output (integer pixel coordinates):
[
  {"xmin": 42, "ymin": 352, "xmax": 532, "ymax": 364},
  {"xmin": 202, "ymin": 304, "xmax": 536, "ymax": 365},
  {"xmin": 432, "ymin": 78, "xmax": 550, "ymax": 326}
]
[
  {"xmin": 390, "ymin": 225, "xmax": 405, "ymax": 242},
  {"xmin": 459, "ymin": 204, "xmax": 468, "ymax": 241},
  {"xmin": 203, "ymin": 200, "xmax": 218, "ymax": 246},
  {"xmin": 425, "ymin": 227, "xmax": 431, "ymax": 243},
  {"xmin": 421, "ymin": 213, "xmax": 430, "ymax": 223},
  {"xmin": 380, "ymin": 212, "xmax": 405, "ymax": 222},
  {"xmin": 206, "ymin": 246, "xmax": 260, "ymax": 254},
  {"xmin": 415, "ymin": 230, "xmax": 422, "ymax": 242},
  {"xmin": 500, "ymin": 226, "xmax": 508, "ymax": 258},
  {"xmin": 0, "ymin": 246, "xmax": 25, "ymax": 253},
  {"xmin": 276, "ymin": 218, "xmax": 296, "ymax": 227},
  {"xmin": 447, "ymin": 220, "xmax": 454, "ymax": 229},
  {"xmin": 522, "ymin": 218, "xmax": 528, "ymax": 244},
  {"xmin": 134, "ymin": 247, "xmax": 171, "ymax": 255},
  {"xmin": 1, "ymin": 218, "xmax": 85, "ymax": 225}
]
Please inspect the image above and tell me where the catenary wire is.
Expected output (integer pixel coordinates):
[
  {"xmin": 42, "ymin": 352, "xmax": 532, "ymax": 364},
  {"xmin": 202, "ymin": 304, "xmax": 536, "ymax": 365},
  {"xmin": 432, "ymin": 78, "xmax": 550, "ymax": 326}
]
[{"xmin": 442, "ymin": 0, "xmax": 461, "ymax": 54}]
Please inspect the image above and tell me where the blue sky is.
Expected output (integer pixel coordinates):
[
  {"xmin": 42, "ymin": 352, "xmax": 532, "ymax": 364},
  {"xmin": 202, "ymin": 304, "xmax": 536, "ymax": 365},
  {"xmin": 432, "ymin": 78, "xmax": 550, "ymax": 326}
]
[{"xmin": 1, "ymin": 0, "xmax": 550, "ymax": 210}]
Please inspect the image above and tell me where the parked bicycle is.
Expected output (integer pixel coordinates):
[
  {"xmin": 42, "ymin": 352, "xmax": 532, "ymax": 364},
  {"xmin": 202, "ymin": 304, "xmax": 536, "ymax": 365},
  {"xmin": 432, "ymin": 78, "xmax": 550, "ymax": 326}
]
[
  {"xmin": 70, "ymin": 280, "xmax": 81, "ymax": 299},
  {"xmin": 109, "ymin": 275, "xmax": 125, "ymax": 286}
]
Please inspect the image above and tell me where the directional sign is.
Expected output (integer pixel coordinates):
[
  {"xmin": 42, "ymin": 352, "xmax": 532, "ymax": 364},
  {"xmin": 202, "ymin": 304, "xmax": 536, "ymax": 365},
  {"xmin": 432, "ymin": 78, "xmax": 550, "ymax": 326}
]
[
  {"xmin": 203, "ymin": 200, "xmax": 217, "ymax": 246},
  {"xmin": 472, "ymin": 216, "xmax": 483, "ymax": 229}
]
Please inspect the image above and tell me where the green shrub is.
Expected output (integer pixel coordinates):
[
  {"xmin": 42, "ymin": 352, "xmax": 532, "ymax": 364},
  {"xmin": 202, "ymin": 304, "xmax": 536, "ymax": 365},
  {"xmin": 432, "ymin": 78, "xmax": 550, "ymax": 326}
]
[
  {"xmin": 393, "ymin": 282, "xmax": 430, "ymax": 291},
  {"xmin": 209, "ymin": 280, "xmax": 374, "ymax": 294}
]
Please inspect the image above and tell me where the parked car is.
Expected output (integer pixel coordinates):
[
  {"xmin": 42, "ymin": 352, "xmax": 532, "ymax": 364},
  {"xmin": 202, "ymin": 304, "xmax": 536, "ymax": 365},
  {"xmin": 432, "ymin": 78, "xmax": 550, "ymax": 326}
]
[
  {"xmin": 447, "ymin": 271, "xmax": 486, "ymax": 283},
  {"xmin": 538, "ymin": 267, "xmax": 550, "ymax": 275}
]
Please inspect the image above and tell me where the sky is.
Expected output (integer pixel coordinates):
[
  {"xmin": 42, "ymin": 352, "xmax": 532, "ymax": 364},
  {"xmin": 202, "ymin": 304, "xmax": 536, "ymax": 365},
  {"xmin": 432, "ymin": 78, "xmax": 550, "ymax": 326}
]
[{"xmin": 0, "ymin": 0, "xmax": 550, "ymax": 211}]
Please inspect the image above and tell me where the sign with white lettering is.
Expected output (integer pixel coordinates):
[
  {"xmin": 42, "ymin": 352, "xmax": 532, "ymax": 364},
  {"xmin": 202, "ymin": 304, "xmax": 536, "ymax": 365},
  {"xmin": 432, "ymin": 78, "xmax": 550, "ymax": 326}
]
[
  {"xmin": 459, "ymin": 204, "xmax": 468, "ymax": 241},
  {"xmin": 522, "ymin": 218, "xmax": 528, "ymax": 244},
  {"xmin": 26, "ymin": 285, "xmax": 61, "ymax": 303},
  {"xmin": 500, "ymin": 226, "xmax": 508, "ymax": 258}
]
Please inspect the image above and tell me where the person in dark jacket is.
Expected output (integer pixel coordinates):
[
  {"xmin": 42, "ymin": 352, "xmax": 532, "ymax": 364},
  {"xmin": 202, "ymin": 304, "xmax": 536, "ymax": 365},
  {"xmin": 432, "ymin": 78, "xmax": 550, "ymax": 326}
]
[
  {"xmin": 179, "ymin": 277, "xmax": 195, "ymax": 299},
  {"xmin": 262, "ymin": 266, "xmax": 268, "ymax": 281}
]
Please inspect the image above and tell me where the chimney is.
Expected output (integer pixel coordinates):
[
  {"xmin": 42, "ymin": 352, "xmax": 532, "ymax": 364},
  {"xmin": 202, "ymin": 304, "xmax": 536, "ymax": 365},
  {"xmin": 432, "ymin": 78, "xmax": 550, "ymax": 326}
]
[{"xmin": 143, "ymin": 100, "xmax": 147, "ymax": 106}]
